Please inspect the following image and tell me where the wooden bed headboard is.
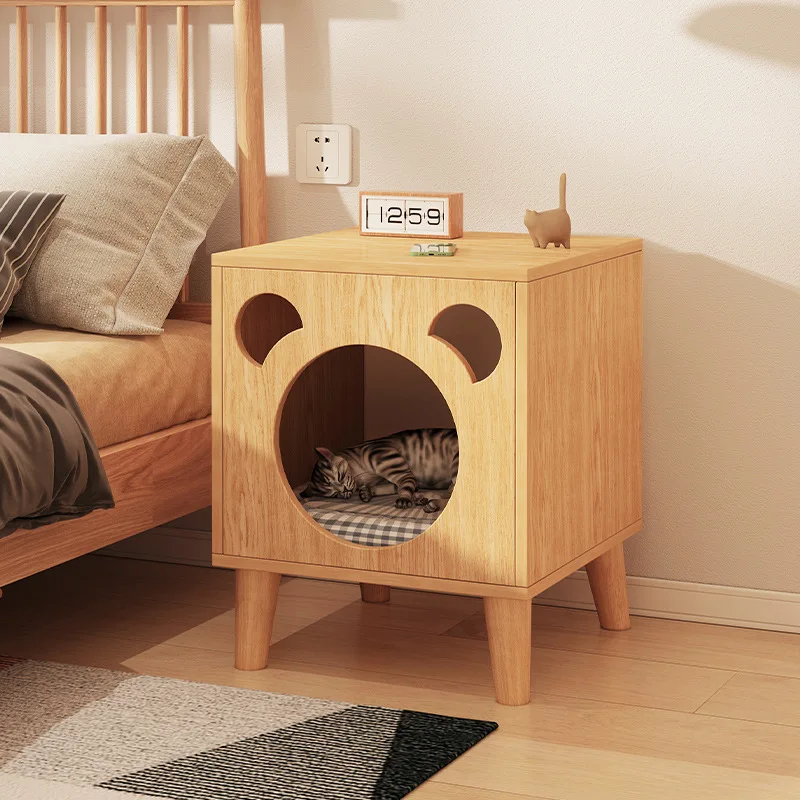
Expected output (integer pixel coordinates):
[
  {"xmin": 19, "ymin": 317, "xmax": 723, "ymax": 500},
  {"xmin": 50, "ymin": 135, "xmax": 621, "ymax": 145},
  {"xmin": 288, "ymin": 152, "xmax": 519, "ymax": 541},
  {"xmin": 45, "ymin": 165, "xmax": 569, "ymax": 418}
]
[{"xmin": 1, "ymin": 0, "xmax": 268, "ymax": 322}]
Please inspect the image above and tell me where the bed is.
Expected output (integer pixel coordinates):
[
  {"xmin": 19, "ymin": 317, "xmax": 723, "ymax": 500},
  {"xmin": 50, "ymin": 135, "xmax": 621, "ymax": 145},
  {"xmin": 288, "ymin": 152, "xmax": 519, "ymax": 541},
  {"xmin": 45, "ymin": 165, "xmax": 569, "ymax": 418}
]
[{"xmin": 0, "ymin": 0, "xmax": 267, "ymax": 590}]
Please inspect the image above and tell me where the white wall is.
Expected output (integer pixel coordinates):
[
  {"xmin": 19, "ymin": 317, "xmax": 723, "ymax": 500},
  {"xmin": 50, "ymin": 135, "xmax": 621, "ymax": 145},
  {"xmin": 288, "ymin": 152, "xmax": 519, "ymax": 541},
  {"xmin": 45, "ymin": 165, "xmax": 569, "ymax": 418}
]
[{"xmin": 4, "ymin": 0, "xmax": 798, "ymax": 593}]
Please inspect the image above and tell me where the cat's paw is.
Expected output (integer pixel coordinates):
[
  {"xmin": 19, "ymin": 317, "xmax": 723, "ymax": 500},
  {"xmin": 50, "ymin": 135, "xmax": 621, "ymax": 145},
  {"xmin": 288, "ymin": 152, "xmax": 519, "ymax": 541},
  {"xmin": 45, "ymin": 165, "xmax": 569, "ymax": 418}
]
[
  {"xmin": 413, "ymin": 492, "xmax": 429, "ymax": 506},
  {"xmin": 358, "ymin": 486, "xmax": 373, "ymax": 503},
  {"xmin": 423, "ymin": 500, "xmax": 440, "ymax": 514},
  {"xmin": 395, "ymin": 497, "xmax": 413, "ymax": 509}
]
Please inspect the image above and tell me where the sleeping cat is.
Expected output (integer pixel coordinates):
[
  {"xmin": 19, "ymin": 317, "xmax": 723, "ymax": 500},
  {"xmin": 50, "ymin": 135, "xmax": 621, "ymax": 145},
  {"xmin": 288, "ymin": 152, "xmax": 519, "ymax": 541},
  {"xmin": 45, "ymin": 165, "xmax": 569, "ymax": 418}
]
[{"xmin": 301, "ymin": 428, "xmax": 459, "ymax": 514}]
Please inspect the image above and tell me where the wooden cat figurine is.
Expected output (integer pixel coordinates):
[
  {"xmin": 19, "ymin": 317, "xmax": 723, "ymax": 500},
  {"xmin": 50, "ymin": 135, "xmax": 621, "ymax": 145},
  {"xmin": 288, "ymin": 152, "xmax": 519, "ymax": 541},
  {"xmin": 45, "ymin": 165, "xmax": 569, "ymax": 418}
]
[{"xmin": 524, "ymin": 173, "xmax": 571, "ymax": 249}]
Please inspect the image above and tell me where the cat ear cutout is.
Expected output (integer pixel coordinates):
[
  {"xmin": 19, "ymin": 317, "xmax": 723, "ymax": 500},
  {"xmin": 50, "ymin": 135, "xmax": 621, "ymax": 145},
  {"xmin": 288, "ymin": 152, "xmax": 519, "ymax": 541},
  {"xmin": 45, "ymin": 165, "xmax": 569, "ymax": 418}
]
[
  {"xmin": 237, "ymin": 293, "xmax": 302, "ymax": 365},
  {"xmin": 429, "ymin": 305, "xmax": 502, "ymax": 383}
]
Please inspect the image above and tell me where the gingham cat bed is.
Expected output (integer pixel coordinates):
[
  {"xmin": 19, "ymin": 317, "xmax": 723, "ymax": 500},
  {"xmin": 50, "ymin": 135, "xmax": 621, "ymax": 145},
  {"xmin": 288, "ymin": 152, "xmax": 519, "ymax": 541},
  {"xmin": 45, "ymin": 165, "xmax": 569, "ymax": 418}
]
[{"xmin": 297, "ymin": 492, "xmax": 448, "ymax": 547}]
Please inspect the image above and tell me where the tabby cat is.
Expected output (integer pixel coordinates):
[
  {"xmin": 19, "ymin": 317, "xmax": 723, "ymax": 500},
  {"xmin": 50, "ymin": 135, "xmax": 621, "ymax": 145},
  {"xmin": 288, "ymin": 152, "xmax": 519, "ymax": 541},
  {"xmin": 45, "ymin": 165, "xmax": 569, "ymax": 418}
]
[{"xmin": 301, "ymin": 428, "xmax": 459, "ymax": 514}]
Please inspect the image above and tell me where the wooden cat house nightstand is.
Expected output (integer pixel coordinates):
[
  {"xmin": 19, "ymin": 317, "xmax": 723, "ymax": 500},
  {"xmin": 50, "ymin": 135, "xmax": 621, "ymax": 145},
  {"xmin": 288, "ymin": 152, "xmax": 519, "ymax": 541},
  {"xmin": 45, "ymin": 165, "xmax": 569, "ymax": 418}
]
[{"xmin": 211, "ymin": 229, "xmax": 642, "ymax": 706}]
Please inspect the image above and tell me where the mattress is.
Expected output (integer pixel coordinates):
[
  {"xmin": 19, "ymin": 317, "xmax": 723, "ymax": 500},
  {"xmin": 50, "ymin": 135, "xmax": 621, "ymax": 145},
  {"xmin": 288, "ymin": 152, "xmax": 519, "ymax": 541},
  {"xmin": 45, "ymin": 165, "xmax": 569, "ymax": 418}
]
[
  {"xmin": 0, "ymin": 319, "xmax": 210, "ymax": 449},
  {"xmin": 300, "ymin": 493, "xmax": 449, "ymax": 547}
]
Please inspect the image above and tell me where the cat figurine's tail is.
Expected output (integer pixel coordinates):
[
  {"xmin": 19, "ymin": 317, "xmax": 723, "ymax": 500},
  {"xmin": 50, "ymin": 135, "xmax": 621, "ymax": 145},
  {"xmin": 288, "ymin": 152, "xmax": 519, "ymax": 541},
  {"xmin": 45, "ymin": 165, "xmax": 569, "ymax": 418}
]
[{"xmin": 559, "ymin": 172, "xmax": 566, "ymax": 210}]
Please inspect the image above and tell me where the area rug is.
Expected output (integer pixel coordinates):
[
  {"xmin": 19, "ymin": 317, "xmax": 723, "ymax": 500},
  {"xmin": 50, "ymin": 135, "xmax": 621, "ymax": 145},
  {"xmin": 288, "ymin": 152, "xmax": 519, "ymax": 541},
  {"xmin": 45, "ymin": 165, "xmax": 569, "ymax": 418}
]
[{"xmin": 0, "ymin": 657, "xmax": 497, "ymax": 800}]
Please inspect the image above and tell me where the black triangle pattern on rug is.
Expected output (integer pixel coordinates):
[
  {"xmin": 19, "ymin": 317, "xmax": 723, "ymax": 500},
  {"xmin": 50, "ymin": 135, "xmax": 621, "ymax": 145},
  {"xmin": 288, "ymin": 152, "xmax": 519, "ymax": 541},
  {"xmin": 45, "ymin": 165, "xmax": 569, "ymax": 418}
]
[
  {"xmin": 371, "ymin": 710, "xmax": 499, "ymax": 800},
  {"xmin": 97, "ymin": 704, "xmax": 496, "ymax": 800},
  {"xmin": 98, "ymin": 705, "xmax": 401, "ymax": 800}
]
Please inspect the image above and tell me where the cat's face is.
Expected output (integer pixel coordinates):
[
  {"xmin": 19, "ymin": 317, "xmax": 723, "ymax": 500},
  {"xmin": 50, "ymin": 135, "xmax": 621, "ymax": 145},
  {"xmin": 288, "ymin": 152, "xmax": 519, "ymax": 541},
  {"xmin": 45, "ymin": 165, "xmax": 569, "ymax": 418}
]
[{"xmin": 304, "ymin": 447, "xmax": 356, "ymax": 499}]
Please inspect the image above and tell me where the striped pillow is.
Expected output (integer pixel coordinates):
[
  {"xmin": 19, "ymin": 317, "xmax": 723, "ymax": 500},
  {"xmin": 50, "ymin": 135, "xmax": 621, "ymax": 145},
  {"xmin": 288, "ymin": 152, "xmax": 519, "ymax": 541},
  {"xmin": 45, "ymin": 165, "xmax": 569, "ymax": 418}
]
[{"xmin": 0, "ymin": 190, "xmax": 65, "ymax": 330}]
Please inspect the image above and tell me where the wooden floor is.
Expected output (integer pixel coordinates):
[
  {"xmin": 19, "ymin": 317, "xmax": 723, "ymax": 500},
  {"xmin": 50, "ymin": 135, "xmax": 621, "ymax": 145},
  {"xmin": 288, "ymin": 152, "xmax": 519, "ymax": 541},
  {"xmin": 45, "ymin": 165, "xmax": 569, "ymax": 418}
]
[{"xmin": 2, "ymin": 556, "xmax": 800, "ymax": 799}]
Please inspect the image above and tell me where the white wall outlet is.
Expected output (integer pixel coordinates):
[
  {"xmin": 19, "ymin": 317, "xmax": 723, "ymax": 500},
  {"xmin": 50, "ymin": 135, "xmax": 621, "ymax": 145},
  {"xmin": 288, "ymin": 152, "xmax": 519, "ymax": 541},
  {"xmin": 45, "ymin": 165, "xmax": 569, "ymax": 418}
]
[{"xmin": 296, "ymin": 123, "xmax": 352, "ymax": 185}]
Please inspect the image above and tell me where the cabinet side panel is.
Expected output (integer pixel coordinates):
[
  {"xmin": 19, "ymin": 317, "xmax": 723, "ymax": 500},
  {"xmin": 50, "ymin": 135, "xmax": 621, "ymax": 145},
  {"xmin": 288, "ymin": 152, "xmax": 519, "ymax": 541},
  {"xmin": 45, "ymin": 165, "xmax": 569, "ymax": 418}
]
[
  {"xmin": 514, "ymin": 282, "xmax": 530, "ymax": 586},
  {"xmin": 212, "ymin": 266, "xmax": 224, "ymax": 554},
  {"xmin": 527, "ymin": 252, "xmax": 642, "ymax": 582}
]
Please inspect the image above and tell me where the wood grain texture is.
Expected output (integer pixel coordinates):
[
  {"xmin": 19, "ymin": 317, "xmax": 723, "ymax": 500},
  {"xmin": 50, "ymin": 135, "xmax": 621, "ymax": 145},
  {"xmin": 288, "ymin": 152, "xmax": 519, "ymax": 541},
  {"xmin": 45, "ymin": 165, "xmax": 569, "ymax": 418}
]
[
  {"xmin": 216, "ymin": 520, "xmax": 639, "ymax": 599},
  {"xmin": 176, "ymin": 5, "xmax": 189, "ymax": 135},
  {"xmin": 514, "ymin": 281, "xmax": 529, "ymax": 585},
  {"xmin": 0, "ymin": 419, "xmax": 210, "ymax": 587},
  {"xmin": 484, "ymin": 596, "xmax": 532, "ymax": 705},
  {"xmin": 229, "ymin": 285, "xmax": 364, "ymax": 490},
  {"xmin": 211, "ymin": 267, "xmax": 224, "ymax": 554},
  {"xmin": 55, "ymin": 5, "xmax": 67, "ymax": 133},
  {"xmin": 235, "ymin": 569, "xmax": 280, "ymax": 669},
  {"xmin": 94, "ymin": 5, "xmax": 107, "ymax": 133},
  {"xmin": 236, "ymin": 291, "xmax": 302, "ymax": 366},
  {"xmin": 233, "ymin": 0, "xmax": 267, "ymax": 246},
  {"xmin": 212, "ymin": 228, "xmax": 642, "ymax": 283},
  {"xmin": 523, "ymin": 252, "xmax": 642, "ymax": 583},
  {"xmin": 5, "ymin": 559, "xmax": 800, "ymax": 797},
  {"xmin": 135, "ymin": 5, "xmax": 147, "ymax": 132},
  {"xmin": 16, "ymin": 6, "xmax": 28, "ymax": 133},
  {"xmin": 167, "ymin": 301, "xmax": 211, "ymax": 323},
  {"xmin": 525, "ymin": 520, "xmax": 640, "ymax": 598},
  {"xmin": 698, "ymin": 673, "xmax": 800, "ymax": 728},
  {"xmin": 176, "ymin": 5, "xmax": 190, "ymax": 302},
  {"xmin": 218, "ymin": 268, "xmax": 516, "ymax": 585},
  {"xmin": 213, "ymin": 554, "xmax": 535, "ymax": 598},
  {"xmin": 360, "ymin": 584, "xmax": 391, "ymax": 603},
  {"xmin": 586, "ymin": 543, "xmax": 631, "ymax": 630},
  {"xmin": 277, "ymin": 345, "xmax": 364, "ymax": 489}
]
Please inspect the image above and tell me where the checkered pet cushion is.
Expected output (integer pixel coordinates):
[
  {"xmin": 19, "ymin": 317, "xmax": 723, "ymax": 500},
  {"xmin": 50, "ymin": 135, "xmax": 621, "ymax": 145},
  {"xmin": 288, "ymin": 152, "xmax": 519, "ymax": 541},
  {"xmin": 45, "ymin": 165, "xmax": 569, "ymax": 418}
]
[{"xmin": 299, "ymin": 493, "xmax": 448, "ymax": 547}]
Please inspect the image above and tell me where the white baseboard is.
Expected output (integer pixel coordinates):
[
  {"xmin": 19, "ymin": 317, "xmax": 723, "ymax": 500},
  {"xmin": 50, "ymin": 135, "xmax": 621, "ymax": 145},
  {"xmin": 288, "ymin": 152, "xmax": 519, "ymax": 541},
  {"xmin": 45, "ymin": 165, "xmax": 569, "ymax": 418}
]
[
  {"xmin": 102, "ymin": 528, "xmax": 800, "ymax": 634},
  {"xmin": 537, "ymin": 571, "xmax": 800, "ymax": 634}
]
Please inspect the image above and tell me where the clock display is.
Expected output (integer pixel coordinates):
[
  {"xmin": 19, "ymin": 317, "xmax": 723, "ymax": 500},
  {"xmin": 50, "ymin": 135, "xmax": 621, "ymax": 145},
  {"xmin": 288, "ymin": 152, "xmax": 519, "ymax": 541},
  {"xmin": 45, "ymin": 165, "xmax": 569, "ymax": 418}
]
[{"xmin": 359, "ymin": 192, "xmax": 463, "ymax": 239}]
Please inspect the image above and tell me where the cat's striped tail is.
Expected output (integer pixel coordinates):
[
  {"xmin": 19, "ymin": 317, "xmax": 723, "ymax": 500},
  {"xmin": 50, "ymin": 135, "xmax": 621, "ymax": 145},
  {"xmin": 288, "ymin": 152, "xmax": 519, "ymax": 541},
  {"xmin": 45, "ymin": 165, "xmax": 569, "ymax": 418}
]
[{"xmin": 559, "ymin": 173, "xmax": 567, "ymax": 210}]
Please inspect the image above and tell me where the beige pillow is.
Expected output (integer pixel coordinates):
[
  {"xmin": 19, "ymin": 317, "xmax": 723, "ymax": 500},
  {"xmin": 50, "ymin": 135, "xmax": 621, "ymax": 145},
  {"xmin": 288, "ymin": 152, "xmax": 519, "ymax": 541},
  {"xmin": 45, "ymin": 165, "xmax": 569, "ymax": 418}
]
[{"xmin": 0, "ymin": 134, "xmax": 235, "ymax": 334}]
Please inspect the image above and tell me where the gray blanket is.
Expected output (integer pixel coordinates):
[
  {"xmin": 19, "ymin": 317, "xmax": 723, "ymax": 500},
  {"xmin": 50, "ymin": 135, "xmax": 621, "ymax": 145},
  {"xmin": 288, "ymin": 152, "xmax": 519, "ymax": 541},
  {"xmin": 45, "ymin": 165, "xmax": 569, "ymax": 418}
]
[{"xmin": 0, "ymin": 347, "xmax": 113, "ymax": 538}]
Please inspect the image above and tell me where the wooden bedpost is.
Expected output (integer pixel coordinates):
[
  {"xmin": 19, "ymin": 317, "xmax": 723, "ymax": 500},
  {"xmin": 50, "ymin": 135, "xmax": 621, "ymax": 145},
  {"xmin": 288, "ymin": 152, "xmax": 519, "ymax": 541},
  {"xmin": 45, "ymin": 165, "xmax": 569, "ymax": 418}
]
[{"xmin": 233, "ymin": 0, "xmax": 267, "ymax": 247}]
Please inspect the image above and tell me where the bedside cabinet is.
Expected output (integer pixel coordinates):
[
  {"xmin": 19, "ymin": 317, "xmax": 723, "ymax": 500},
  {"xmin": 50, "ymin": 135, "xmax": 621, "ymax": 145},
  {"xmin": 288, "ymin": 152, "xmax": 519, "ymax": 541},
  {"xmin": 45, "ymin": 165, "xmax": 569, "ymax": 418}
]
[{"xmin": 212, "ymin": 229, "xmax": 642, "ymax": 705}]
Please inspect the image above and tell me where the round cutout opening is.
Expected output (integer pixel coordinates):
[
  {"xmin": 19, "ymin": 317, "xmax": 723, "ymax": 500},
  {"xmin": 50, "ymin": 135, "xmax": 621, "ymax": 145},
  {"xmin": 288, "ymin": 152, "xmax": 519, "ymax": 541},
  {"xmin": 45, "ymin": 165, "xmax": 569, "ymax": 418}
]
[
  {"xmin": 429, "ymin": 304, "xmax": 502, "ymax": 382},
  {"xmin": 237, "ymin": 293, "xmax": 302, "ymax": 365},
  {"xmin": 279, "ymin": 345, "xmax": 458, "ymax": 548}
]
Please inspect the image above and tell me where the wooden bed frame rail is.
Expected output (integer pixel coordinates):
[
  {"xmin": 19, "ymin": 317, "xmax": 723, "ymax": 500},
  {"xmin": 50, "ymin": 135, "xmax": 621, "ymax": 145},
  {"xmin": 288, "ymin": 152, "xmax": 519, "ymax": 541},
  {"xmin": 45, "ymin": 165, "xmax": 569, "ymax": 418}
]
[{"xmin": 0, "ymin": 0, "xmax": 267, "ymax": 586}]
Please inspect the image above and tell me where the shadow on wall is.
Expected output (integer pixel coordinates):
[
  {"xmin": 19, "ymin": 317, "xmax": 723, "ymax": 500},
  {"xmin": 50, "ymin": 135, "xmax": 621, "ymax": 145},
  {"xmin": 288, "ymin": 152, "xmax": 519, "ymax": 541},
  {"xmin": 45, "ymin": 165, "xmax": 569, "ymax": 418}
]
[
  {"xmin": 627, "ymin": 242, "xmax": 800, "ymax": 592},
  {"xmin": 262, "ymin": 0, "xmax": 400, "ymax": 241},
  {"xmin": 686, "ymin": 2, "xmax": 800, "ymax": 68}
]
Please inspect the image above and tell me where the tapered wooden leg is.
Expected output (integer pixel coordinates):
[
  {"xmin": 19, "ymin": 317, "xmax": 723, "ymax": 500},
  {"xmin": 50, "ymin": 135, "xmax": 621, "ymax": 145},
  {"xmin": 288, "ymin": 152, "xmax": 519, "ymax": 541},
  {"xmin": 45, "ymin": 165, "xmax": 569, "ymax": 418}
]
[
  {"xmin": 585, "ymin": 543, "xmax": 631, "ymax": 631},
  {"xmin": 235, "ymin": 569, "xmax": 281, "ymax": 670},
  {"xmin": 483, "ymin": 596, "xmax": 532, "ymax": 706},
  {"xmin": 360, "ymin": 583, "xmax": 391, "ymax": 603}
]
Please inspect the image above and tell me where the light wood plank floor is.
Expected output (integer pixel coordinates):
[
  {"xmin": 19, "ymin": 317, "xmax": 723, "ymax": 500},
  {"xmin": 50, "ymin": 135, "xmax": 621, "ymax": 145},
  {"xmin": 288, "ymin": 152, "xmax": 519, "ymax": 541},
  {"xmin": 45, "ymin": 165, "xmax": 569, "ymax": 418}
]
[{"xmin": 1, "ymin": 555, "xmax": 799, "ymax": 799}]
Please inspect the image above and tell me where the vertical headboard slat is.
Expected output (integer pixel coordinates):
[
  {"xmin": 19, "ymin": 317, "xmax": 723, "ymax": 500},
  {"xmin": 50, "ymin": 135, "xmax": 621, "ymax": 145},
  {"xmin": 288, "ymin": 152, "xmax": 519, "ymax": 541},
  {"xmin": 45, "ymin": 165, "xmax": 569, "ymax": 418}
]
[
  {"xmin": 135, "ymin": 5, "xmax": 147, "ymax": 132},
  {"xmin": 177, "ymin": 5, "xmax": 188, "ymax": 136},
  {"xmin": 177, "ymin": 4, "xmax": 190, "ymax": 301},
  {"xmin": 55, "ymin": 5, "xmax": 67, "ymax": 132},
  {"xmin": 95, "ymin": 6, "xmax": 107, "ymax": 133},
  {"xmin": 16, "ymin": 7, "xmax": 29, "ymax": 132}
]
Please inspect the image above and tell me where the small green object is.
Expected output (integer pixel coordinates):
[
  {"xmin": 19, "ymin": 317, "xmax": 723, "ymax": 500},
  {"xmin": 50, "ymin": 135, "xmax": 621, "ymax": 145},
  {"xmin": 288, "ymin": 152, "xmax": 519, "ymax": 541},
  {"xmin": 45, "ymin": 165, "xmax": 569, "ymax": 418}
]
[{"xmin": 410, "ymin": 242, "xmax": 457, "ymax": 257}]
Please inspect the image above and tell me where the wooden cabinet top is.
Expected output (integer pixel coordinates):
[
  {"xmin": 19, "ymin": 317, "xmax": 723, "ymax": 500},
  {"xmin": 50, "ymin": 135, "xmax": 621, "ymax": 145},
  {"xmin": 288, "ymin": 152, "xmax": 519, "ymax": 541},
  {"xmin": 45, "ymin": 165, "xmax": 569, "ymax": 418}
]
[{"xmin": 212, "ymin": 228, "xmax": 642, "ymax": 282}]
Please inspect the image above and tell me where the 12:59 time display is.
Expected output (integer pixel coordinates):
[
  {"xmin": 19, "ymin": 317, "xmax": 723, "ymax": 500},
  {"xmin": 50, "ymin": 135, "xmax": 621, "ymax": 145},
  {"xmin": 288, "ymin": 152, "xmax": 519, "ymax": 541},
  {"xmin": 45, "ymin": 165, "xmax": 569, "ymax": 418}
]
[{"xmin": 359, "ymin": 192, "xmax": 463, "ymax": 239}]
